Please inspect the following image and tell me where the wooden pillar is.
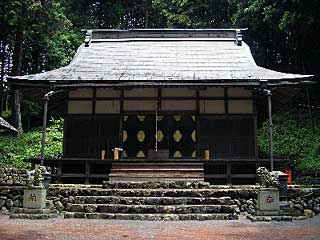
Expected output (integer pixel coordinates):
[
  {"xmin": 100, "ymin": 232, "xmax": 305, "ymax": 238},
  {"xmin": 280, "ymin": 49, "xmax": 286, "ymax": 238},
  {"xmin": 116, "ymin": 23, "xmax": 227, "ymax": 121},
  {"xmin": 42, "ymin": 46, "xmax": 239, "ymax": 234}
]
[
  {"xmin": 57, "ymin": 161, "xmax": 62, "ymax": 184},
  {"xmin": 92, "ymin": 87, "xmax": 96, "ymax": 114},
  {"xmin": 266, "ymin": 90, "xmax": 274, "ymax": 171},
  {"xmin": 119, "ymin": 89, "xmax": 124, "ymax": 150},
  {"xmin": 63, "ymin": 115, "xmax": 68, "ymax": 157},
  {"xmin": 196, "ymin": 89, "xmax": 200, "ymax": 158},
  {"xmin": 253, "ymin": 92, "xmax": 259, "ymax": 164},
  {"xmin": 226, "ymin": 161, "xmax": 231, "ymax": 185},
  {"xmin": 85, "ymin": 160, "xmax": 90, "ymax": 184}
]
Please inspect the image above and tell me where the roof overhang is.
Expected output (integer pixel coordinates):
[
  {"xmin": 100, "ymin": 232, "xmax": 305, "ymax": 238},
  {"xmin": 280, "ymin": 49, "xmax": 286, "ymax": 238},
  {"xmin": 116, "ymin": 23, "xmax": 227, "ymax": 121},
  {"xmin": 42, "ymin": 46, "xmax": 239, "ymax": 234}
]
[
  {"xmin": 8, "ymin": 29, "xmax": 315, "ymax": 88},
  {"xmin": 0, "ymin": 117, "xmax": 18, "ymax": 132}
]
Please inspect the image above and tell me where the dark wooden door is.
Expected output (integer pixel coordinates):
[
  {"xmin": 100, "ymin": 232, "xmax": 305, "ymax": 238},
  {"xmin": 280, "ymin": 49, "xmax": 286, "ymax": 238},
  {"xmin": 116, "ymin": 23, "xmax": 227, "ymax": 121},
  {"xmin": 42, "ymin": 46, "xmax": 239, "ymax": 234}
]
[
  {"xmin": 64, "ymin": 116, "xmax": 120, "ymax": 158},
  {"xmin": 199, "ymin": 116, "xmax": 254, "ymax": 158}
]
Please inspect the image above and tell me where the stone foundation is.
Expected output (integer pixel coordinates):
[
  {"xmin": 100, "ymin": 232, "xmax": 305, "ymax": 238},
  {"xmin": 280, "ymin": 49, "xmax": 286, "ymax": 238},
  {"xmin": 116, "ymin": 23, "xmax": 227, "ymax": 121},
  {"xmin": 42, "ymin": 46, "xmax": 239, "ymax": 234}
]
[
  {"xmin": 0, "ymin": 168, "xmax": 29, "ymax": 186},
  {"xmin": 0, "ymin": 177, "xmax": 320, "ymax": 219}
]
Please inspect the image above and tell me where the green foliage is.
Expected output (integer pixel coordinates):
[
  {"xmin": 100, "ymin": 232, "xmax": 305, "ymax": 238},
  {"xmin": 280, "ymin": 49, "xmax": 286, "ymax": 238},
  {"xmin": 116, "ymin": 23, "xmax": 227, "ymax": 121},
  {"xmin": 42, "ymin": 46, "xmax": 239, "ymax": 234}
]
[
  {"xmin": 1, "ymin": 110, "xmax": 12, "ymax": 121},
  {"xmin": 298, "ymin": 142, "xmax": 320, "ymax": 175},
  {"xmin": 258, "ymin": 112, "xmax": 320, "ymax": 174},
  {"xmin": 46, "ymin": 29, "xmax": 82, "ymax": 70},
  {"xmin": 0, "ymin": 118, "xmax": 63, "ymax": 168},
  {"xmin": 21, "ymin": 99, "xmax": 41, "ymax": 117},
  {"xmin": 230, "ymin": 0, "xmax": 320, "ymax": 74},
  {"xmin": 152, "ymin": 0, "xmax": 231, "ymax": 28}
]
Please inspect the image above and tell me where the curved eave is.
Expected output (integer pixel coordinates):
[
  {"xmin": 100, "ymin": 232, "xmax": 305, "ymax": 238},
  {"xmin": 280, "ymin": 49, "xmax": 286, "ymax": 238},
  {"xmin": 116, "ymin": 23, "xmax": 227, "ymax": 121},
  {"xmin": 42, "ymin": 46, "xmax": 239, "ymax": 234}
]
[{"xmin": 8, "ymin": 75, "xmax": 315, "ymax": 89}]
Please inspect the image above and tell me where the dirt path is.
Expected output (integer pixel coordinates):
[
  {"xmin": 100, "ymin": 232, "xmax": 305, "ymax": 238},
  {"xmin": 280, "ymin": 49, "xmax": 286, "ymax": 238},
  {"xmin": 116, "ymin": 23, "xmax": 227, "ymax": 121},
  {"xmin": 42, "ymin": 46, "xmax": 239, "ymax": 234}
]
[{"xmin": 1, "ymin": 214, "xmax": 320, "ymax": 240}]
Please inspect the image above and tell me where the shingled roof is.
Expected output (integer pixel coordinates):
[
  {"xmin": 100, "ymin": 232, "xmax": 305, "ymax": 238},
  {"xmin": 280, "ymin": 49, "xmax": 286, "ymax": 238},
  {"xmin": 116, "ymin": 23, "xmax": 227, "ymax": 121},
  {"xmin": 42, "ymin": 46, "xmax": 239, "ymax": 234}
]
[{"xmin": 9, "ymin": 29, "xmax": 313, "ymax": 87}]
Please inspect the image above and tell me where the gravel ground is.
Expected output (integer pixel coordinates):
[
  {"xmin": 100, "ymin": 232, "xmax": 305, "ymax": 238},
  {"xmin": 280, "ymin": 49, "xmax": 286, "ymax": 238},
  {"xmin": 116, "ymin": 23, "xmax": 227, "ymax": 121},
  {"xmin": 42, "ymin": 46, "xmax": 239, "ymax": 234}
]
[{"xmin": 1, "ymin": 214, "xmax": 320, "ymax": 240}]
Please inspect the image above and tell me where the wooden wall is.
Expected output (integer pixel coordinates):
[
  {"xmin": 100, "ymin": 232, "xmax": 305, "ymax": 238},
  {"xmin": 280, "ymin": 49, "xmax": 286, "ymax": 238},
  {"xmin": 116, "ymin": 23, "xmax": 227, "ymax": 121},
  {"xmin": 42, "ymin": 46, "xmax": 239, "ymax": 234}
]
[{"xmin": 64, "ymin": 87, "xmax": 256, "ymax": 159}]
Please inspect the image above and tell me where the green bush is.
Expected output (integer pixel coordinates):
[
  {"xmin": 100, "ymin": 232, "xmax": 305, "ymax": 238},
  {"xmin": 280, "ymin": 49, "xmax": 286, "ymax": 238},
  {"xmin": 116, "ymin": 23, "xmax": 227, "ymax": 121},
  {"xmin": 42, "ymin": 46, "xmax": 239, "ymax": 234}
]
[
  {"xmin": 0, "ymin": 118, "xmax": 63, "ymax": 169},
  {"xmin": 258, "ymin": 112, "xmax": 320, "ymax": 175}
]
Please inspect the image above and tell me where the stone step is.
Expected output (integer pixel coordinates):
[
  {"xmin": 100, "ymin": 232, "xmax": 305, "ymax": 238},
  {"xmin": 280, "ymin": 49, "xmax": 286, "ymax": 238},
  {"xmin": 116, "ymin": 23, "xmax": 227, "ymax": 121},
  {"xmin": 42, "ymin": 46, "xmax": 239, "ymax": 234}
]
[
  {"xmin": 112, "ymin": 164, "xmax": 204, "ymax": 168},
  {"xmin": 109, "ymin": 177, "xmax": 204, "ymax": 182},
  {"xmin": 11, "ymin": 207, "xmax": 58, "ymax": 214},
  {"xmin": 247, "ymin": 215, "xmax": 293, "ymax": 222},
  {"xmin": 68, "ymin": 204, "xmax": 238, "ymax": 214},
  {"xmin": 64, "ymin": 212, "xmax": 239, "ymax": 221},
  {"xmin": 102, "ymin": 180, "xmax": 211, "ymax": 189},
  {"xmin": 111, "ymin": 168, "xmax": 204, "ymax": 171},
  {"xmin": 110, "ymin": 162, "xmax": 204, "ymax": 182},
  {"xmin": 112, "ymin": 162, "xmax": 203, "ymax": 166},
  {"xmin": 10, "ymin": 213, "xmax": 59, "ymax": 220},
  {"xmin": 109, "ymin": 171, "xmax": 204, "ymax": 178},
  {"xmin": 49, "ymin": 188, "xmax": 256, "ymax": 198},
  {"xmin": 72, "ymin": 196, "xmax": 234, "ymax": 205}
]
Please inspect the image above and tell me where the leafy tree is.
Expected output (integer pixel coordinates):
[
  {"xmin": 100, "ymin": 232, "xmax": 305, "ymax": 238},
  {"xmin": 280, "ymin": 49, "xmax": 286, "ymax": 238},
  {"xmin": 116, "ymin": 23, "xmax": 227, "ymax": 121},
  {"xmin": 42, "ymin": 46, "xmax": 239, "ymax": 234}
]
[
  {"xmin": 0, "ymin": 0, "xmax": 81, "ymax": 133},
  {"xmin": 152, "ymin": 0, "xmax": 231, "ymax": 28},
  {"xmin": 0, "ymin": 118, "xmax": 63, "ymax": 168},
  {"xmin": 230, "ymin": 0, "xmax": 320, "ymax": 75},
  {"xmin": 258, "ymin": 111, "xmax": 320, "ymax": 175}
]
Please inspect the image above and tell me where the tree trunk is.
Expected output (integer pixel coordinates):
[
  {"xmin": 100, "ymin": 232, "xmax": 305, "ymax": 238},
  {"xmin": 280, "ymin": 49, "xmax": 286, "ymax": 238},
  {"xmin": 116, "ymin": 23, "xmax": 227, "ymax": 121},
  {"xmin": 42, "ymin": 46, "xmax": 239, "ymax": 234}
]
[
  {"xmin": 11, "ymin": 29, "xmax": 24, "ymax": 135},
  {"xmin": 12, "ymin": 88, "xmax": 23, "ymax": 135},
  {"xmin": 12, "ymin": 29, "xmax": 23, "ymax": 76},
  {"xmin": 0, "ymin": 39, "xmax": 6, "ymax": 113}
]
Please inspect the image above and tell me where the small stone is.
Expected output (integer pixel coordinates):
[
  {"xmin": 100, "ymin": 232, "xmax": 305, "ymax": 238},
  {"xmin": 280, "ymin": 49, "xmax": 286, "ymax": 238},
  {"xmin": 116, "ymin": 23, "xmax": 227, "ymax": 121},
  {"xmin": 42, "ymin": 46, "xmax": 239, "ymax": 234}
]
[
  {"xmin": 312, "ymin": 206, "xmax": 320, "ymax": 214},
  {"xmin": 55, "ymin": 201, "xmax": 64, "ymax": 211},
  {"xmin": 65, "ymin": 203, "xmax": 72, "ymax": 211},
  {"xmin": 294, "ymin": 204, "xmax": 304, "ymax": 211},
  {"xmin": 246, "ymin": 200, "xmax": 253, "ymax": 205},
  {"xmin": 247, "ymin": 208, "xmax": 255, "ymax": 215},
  {"xmin": 301, "ymin": 200, "xmax": 307, "ymax": 208},
  {"xmin": 86, "ymin": 213, "xmax": 100, "ymax": 219},
  {"xmin": 68, "ymin": 196, "xmax": 75, "ymax": 203},
  {"xmin": 84, "ymin": 205, "xmax": 97, "ymax": 213},
  {"xmin": 70, "ymin": 205, "xmax": 84, "ymax": 212},
  {"xmin": 86, "ymin": 197, "xmax": 96, "ymax": 204},
  {"xmin": 5, "ymin": 199, "xmax": 13, "ymax": 209},
  {"xmin": 307, "ymin": 199, "xmax": 313, "ymax": 205},
  {"xmin": 1, "ymin": 207, "xmax": 9, "ymax": 214},
  {"xmin": 304, "ymin": 209, "xmax": 315, "ymax": 217},
  {"xmin": 13, "ymin": 200, "xmax": 20, "ymax": 207},
  {"xmin": 74, "ymin": 212, "xmax": 85, "ymax": 218},
  {"xmin": 61, "ymin": 198, "xmax": 69, "ymax": 205},
  {"xmin": 234, "ymin": 199, "xmax": 241, "ymax": 207},
  {"xmin": 0, "ymin": 198, "xmax": 6, "ymax": 208}
]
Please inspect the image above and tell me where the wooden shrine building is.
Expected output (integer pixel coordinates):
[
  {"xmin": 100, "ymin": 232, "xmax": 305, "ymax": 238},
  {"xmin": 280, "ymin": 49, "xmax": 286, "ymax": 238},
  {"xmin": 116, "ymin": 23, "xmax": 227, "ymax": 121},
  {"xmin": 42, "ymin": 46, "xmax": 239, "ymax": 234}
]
[{"xmin": 8, "ymin": 29, "xmax": 313, "ymax": 184}]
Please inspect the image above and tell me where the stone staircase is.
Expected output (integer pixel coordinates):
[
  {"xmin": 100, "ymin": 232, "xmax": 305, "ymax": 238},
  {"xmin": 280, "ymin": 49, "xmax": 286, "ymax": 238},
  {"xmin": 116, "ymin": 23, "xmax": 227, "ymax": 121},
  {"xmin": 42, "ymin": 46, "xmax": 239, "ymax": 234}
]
[
  {"xmin": 109, "ymin": 161, "xmax": 204, "ymax": 181},
  {"xmin": 62, "ymin": 181, "xmax": 240, "ymax": 220}
]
